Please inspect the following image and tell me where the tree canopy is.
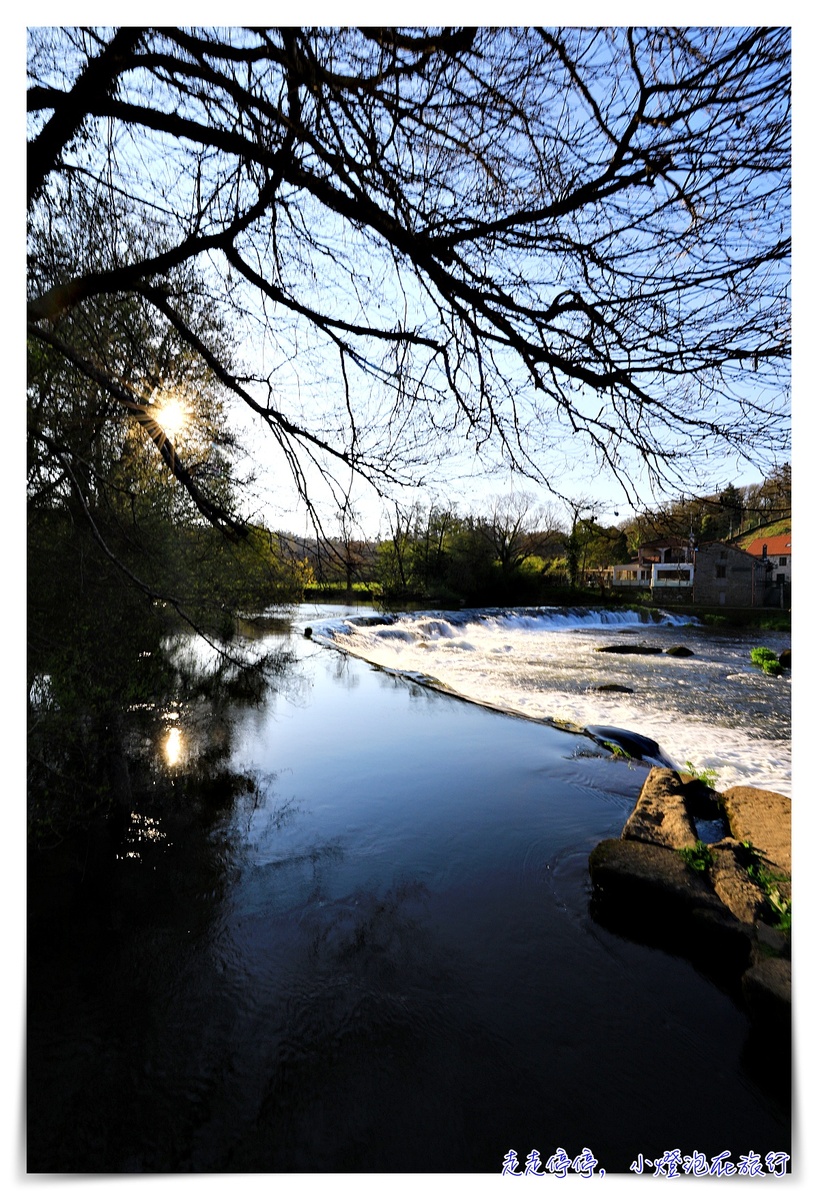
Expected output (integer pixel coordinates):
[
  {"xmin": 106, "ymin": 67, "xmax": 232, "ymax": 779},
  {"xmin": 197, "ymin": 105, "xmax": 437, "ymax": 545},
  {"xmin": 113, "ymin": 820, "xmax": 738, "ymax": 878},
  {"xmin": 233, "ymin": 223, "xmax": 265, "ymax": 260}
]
[{"xmin": 28, "ymin": 25, "xmax": 790, "ymax": 525}]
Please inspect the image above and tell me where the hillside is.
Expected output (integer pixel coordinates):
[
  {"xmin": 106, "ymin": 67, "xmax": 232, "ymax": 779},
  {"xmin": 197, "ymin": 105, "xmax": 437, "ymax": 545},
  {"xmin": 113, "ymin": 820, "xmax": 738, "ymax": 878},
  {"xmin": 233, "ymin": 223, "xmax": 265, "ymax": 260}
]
[{"xmin": 735, "ymin": 518, "xmax": 791, "ymax": 551}]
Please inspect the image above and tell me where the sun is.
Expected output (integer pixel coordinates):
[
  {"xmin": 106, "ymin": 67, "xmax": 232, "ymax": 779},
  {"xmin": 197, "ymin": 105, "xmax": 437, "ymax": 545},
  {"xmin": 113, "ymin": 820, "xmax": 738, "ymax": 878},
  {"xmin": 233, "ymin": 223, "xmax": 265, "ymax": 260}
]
[{"xmin": 154, "ymin": 393, "xmax": 188, "ymax": 442}]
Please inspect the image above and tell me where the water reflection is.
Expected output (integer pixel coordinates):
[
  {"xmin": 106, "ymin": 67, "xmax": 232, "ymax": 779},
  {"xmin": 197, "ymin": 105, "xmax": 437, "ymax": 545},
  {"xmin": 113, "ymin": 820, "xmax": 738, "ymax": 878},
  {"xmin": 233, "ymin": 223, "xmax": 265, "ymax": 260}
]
[
  {"xmin": 164, "ymin": 725, "xmax": 183, "ymax": 766},
  {"xmin": 27, "ymin": 605, "xmax": 791, "ymax": 1173},
  {"xmin": 117, "ymin": 811, "xmax": 170, "ymax": 862}
]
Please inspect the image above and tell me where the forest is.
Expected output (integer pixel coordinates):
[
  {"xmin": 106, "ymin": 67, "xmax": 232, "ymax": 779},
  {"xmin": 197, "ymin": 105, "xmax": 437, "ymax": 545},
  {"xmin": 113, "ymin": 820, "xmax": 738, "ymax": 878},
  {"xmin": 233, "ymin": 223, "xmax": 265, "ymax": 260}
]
[{"xmin": 282, "ymin": 465, "xmax": 792, "ymax": 604}]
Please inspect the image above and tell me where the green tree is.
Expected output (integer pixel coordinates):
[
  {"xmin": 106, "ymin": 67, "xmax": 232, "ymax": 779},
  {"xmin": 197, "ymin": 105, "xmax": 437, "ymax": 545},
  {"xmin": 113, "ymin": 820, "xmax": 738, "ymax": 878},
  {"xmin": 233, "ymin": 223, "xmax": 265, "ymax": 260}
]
[{"xmin": 27, "ymin": 192, "xmax": 298, "ymax": 843}]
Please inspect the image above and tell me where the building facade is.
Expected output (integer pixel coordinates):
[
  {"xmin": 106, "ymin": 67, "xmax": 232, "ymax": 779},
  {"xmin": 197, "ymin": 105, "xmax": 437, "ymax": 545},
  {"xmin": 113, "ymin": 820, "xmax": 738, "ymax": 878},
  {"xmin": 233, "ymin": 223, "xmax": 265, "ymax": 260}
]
[
  {"xmin": 742, "ymin": 534, "xmax": 791, "ymax": 608},
  {"xmin": 608, "ymin": 537, "xmax": 694, "ymax": 591},
  {"xmin": 608, "ymin": 538, "xmax": 772, "ymax": 606},
  {"xmin": 691, "ymin": 543, "xmax": 766, "ymax": 607},
  {"xmin": 743, "ymin": 534, "xmax": 792, "ymax": 586}
]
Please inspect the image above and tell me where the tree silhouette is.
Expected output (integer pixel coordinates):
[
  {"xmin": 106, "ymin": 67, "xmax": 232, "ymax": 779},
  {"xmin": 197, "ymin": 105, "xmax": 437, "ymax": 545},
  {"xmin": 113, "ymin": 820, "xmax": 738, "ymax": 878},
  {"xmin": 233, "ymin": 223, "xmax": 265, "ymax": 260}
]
[{"xmin": 28, "ymin": 26, "xmax": 790, "ymax": 523}]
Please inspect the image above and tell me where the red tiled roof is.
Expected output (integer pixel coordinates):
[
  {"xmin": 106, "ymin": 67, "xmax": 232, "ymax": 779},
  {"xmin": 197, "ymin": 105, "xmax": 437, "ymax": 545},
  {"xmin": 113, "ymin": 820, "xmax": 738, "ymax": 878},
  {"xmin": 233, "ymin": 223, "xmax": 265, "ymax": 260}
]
[{"xmin": 744, "ymin": 534, "xmax": 792, "ymax": 558}]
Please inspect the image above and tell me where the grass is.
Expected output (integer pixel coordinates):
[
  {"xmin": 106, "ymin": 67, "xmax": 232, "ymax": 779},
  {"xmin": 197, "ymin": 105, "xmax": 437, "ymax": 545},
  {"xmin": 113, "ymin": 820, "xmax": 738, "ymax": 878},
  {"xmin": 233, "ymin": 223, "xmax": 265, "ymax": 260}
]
[
  {"xmin": 739, "ymin": 841, "xmax": 792, "ymax": 932},
  {"xmin": 678, "ymin": 840, "xmax": 714, "ymax": 873},
  {"xmin": 305, "ymin": 581, "xmax": 382, "ymax": 597},
  {"xmin": 700, "ymin": 613, "xmax": 729, "ymax": 628},
  {"xmin": 680, "ymin": 837, "xmax": 792, "ymax": 933},
  {"xmin": 756, "ymin": 615, "xmax": 790, "ymax": 632},
  {"xmin": 603, "ymin": 741, "xmax": 632, "ymax": 761},
  {"xmin": 684, "ymin": 760, "xmax": 720, "ymax": 789}
]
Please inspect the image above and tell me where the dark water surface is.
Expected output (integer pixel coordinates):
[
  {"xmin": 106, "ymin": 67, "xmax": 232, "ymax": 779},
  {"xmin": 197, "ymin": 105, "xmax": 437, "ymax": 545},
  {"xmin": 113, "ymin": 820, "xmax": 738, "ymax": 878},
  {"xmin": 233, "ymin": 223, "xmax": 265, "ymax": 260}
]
[{"xmin": 27, "ymin": 608, "xmax": 790, "ymax": 1174}]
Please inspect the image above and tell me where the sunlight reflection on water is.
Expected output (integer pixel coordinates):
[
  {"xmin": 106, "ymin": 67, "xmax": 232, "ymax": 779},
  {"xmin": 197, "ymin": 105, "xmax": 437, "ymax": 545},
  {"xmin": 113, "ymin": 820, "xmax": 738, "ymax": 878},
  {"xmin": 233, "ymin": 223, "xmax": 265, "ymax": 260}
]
[{"xmin": 164, "ymin": 724, "xmax": 183, "ymax": 766}]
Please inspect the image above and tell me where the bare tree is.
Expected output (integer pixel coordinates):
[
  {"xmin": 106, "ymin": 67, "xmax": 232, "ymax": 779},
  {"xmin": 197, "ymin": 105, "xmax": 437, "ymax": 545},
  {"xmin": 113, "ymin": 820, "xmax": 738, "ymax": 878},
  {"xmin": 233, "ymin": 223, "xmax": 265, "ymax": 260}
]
[
  {"xmin": 28, "ymin": 27, "xmax": 790, "ymax": 525},
  {"xmin": 474, "ymin": 493, "xmax": 563, "ymax": 575}
]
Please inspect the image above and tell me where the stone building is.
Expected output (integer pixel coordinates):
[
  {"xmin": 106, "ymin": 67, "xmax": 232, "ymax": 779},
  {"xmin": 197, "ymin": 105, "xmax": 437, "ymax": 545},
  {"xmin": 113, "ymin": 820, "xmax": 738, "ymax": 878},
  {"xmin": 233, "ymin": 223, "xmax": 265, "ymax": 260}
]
[
  {"xmin": 691, "ymin": 542, "xmax": 766, "ymax": 607},
  {"xmin": 608, "ymin": 538, "xmax": 769, "ymax": 606}
]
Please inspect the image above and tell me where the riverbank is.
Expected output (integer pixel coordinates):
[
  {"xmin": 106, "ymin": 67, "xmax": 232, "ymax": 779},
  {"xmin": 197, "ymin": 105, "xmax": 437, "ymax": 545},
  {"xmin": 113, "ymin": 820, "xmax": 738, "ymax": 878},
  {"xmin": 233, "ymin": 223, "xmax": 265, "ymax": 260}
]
[{"xmin": 27, "ymin": 611, "xmax": 791, "ymax": 1173}]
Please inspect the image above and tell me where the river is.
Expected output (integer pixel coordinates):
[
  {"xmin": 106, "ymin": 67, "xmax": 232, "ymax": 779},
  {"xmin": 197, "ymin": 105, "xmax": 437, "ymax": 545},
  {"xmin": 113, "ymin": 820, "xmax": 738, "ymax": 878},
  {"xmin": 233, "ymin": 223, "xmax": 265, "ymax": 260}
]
[
  {"xmin": 26, "ymin": 603, "xmax": 791, "ymax": 1176},
  {"xmin": 308, "ymin": 605, "xmax": 791, "ymax": 796}
]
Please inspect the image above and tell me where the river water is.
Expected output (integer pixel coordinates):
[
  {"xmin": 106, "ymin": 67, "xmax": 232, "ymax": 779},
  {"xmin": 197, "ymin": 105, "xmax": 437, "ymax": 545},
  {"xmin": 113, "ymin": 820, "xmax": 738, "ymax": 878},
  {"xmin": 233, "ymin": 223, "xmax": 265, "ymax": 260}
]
[
  {"xmin": 309, "ymin": 605, "xmax": 791, "ymax": 796},
  {"xmin": 27, "ymin": 604, "xmax": 791, "ymax": 1175}
]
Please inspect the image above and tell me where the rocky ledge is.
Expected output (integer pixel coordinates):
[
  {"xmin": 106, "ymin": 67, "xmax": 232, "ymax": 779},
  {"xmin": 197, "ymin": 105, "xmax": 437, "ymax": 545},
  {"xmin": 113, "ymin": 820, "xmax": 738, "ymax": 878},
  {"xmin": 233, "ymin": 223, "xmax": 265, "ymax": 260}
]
[{"xmin": 588, "ymin": 768, "xmax": 791, "ymax": 1038}]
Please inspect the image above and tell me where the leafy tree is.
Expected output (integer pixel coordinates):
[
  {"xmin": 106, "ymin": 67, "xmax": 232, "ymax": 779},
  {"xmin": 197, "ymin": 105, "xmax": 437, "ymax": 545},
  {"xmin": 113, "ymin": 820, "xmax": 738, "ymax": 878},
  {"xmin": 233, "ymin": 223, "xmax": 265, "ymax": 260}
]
[
  {"xmin": 576, "ymin": 522, "xmax": 629, "ymax": 573},
  {"xmin": 28, "ymin": 26, "xmax": 790, "ymax": 518},
  {"xmin": 27, "ymin": 188, "xmax": 298, "ymax": 843},
  {"xmin": 615, "ymin": 458, "xmax": 792, "ymax": 561},
  {"xmin": 376, "ymin": 496, "xmax": 570, "ymax": 604},
  {"xmin": 375, "ymin": 503, "xmax": 458, "ymax": 601}
]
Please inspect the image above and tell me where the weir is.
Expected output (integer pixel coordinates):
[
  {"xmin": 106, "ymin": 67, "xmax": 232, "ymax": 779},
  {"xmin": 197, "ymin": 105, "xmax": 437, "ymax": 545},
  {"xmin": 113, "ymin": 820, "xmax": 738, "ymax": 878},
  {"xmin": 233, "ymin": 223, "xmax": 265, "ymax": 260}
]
[{"xmin": 309, "ymin": 606, "xmax": 790, "ymax": 796}]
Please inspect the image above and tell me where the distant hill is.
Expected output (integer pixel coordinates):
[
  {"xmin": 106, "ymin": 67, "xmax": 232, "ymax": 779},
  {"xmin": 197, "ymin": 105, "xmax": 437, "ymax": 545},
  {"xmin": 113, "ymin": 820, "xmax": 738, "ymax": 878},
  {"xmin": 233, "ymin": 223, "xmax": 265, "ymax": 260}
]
[{"xmin": 735, "ymin": 518, "xmax": 791, "ymax": 551}]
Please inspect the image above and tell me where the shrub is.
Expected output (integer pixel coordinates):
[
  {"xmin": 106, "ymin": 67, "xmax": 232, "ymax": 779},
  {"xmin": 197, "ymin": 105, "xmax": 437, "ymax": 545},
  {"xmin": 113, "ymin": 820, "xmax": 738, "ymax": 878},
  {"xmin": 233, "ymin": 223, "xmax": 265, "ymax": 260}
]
[{"xmin": 750, "ymin": 646, "xmax": 784, "ymax": 676}]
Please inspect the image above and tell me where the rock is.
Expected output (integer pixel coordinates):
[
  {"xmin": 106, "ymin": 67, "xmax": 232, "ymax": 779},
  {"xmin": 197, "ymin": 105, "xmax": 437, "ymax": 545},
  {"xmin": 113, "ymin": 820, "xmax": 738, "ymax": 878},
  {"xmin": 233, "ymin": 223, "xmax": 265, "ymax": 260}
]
[
  {"xmin": 779, "ymin": 648, "xmax": 791, "ymax": 669},
  {"xmin": 589, "ymin": 837, "xmax": 724, "ymax": 920},
  {"xmin": 621, "ymin": 767, "xmax": 698, "ymax": 849},
  {"xmin": 742, "ymin": 957, "xmax": 791, "ymax": 1029},
  {"xmin": 677, "ymin": 775, "xmax": 724, "ymax": 821},
  {"xmin": 719, "ymin": 785, "xmax": 791, "ymax": 885},
  {"xmin": 755, "ymin": 922, "xmax": 789, "ymax": 956},
  {"xmin": 594, "ymin": 683, "xmax": 635, "ymax": 693},
  {"xmin": 596, "ymin": 644, "xmax": 663, "ymax": 655},
  {"xmin": 304, "ymin": 627, "xmax": 313, "ymax": 639},
  {"xmin": 585, "ymin": 727, "xmax": 676, "ymax": 766},
  {"xmin": 708, "ymin": 837, "xmax": 769, "ymax": 924},
  {"xmin": 588, "ymin": 768, "xmax": 792, "ymax": 1016},
  {"xmin": 665, "ymin": 645, "xmax": 694, "ymax": 657},
  {"xmin": 588, "ymin": 838, "xmax": 753, "ymax": 977}
]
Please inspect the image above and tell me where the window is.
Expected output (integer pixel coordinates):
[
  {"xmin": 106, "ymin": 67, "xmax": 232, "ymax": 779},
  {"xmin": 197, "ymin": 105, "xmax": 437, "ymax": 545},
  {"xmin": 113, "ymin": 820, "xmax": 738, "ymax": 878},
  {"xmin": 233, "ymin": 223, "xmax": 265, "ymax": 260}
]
[
  {"xmin": 779, "ymin": 556, "xmax": 788, "ymax": 567},
  {"xmin": 716, "ymin": 564, "xmax": 727, "ymax": 579}
]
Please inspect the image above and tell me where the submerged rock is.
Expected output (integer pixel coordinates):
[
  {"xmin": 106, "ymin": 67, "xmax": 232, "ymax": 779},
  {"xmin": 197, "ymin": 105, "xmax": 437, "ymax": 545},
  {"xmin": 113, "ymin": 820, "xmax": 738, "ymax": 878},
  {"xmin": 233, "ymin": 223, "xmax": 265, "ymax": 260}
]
[
  {"xmin": 779, "ymin": 648, "xmax": 791, "ymax": 669},
  {"xmin": 584, "ymin": 725, "xmax": 676, "ymax": 767},
  {"xmin": 596, "ymin": 644, "xmax": 663, "ymax": 655},
  {"xmin": 665, "ymin": 645, "xmax": 694, "ymax": 657},
  {"xmin": 594, "ymin": 683, "xmax": 634, "ymax": 693}
]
